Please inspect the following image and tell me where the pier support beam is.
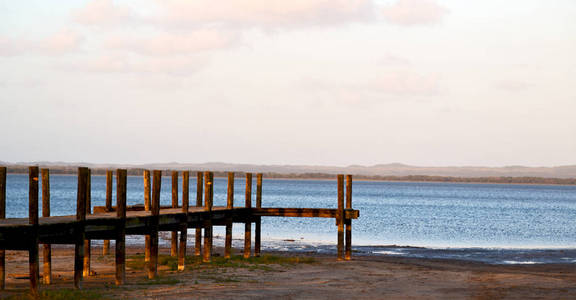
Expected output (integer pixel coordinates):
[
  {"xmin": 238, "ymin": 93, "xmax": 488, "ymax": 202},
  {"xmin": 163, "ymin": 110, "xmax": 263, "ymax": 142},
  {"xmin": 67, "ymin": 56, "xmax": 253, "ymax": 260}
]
[
  {"xmin": 224, "ymin": 172, "xmax": 234, "ymax": 259},
  {"xmin": 103, "ymin": 170, "xmax": 113, "ymax": 256},
  {"xmin": 143, "ymin": 170, "xmax": 151, "ymax": 263},
  {"xmin": 178, "ymin": 171, "xmax": 189, "ymax": 271},
  {"xmin": 337, "ymin": 174, "xmax": 344, "ymax": 261},
  {"xmin": 83, "ymin": 169, "xmax": 92, "ymax": 277},
  {"xmin": 0, "ymin": 167, "xmax": 5, "ymax": 290},
  {"xmin": 171, "ymin": 171, "xmax": 179, "ymax": 257},
  {"xmin": 29, "ymin": 167, "xmax": 39, "ymax": 294},
  {"xmin": 255, "ymin": 173, "xmax": 262, "ymax": 257},
  {"xmin": 41, "ymin": 169, "xmax": 51, "ymax": 284},
  {"xmin": 148, "ymin": 170, "xmax": 161, "ymax": 279},
  {"xmin": 244, "ymin": 173, "xmax": 252, "ymax": 259},
  {"xmin": 74, "ymin": 167, "xmax": 88, "ymax": 289},
  {"xmin": 203, "ymin": 172, "xmax": 213, "ymax": 263},
  {"xmin": 115, "ymin": 169, "xmax": 127, "ymax": 285},
  {"xmin": 345, "ymin": 175, "xmax": 353, "ymax": 261},
  {"xmin": 195, "ymin": 172, "xmax": 203, "ymax": 257}
]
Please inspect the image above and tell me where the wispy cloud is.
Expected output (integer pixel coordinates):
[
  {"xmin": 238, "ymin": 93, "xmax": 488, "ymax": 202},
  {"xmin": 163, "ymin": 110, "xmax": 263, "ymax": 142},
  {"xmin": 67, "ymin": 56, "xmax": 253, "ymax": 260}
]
[
  {"xmin": 0, "ymin": 29, "xmax": 83, "ymax": 56},
  {"xmin": 381, "ymin": 0, "xmax": 448, "ymax": 26}
]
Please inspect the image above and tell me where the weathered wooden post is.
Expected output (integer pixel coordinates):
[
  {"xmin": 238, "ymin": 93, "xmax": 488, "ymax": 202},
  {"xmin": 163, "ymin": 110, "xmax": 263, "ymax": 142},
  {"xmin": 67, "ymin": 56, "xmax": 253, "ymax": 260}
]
[
  {"xmin": 41, "ymin": 168, "xmax": 52, "ymax": 284},
  {"xmin": 224, "ymin": 172, "xmax": 234, "ymax": 259},
  {"xmin": 202, "ymin": 172, "xmax": 213, "ymax": 263},
  {"xmin": 244, "ymin": 173, "xmax": 252, "ymax": 259},
  {"xmin": 345, "ymin": 175, "xmax": 353, "ymax": 260},
  {"xmin": 337, "ymin": 175, "xmax": 344, "ymax": 261},
  {"xmin": 75, "ymin": 167, "xmax": 88, "ymax": 289},
  {"xmin": 178, "ymin": 171, "xmax": 189, "ymax": 271},
  {"xmin": 103, "ymin": 170, "xmax": 113, "ymax": 255},
  {"xmin": 115, "ymin": 169, "xmax": 127, "ymax": 285},
  {"xmin": 83, "ymin": 169, "xmax": 92, "ymax": 277},
  {"xmin": 0, "ymin": 167, "xmax": 5, "ymax": 290},
  {"xmin": 195, "ymin": 172, "xmax": 203, "ymax": 257},
  {"xmin": 171, "ymin": 171, "xmax": 179, "ymax": 257},
  {"xmin": 143, "ymin": 170, "xmax": 151, "ymax": 262},
  {"xmin": 148, "ymin": 170, "xmax": 161, "ymax": 279},
  {"xmin": 28, "ymin": 167, "xmax": 39, "ymax": 294},
  {"xmin": 255, "ymin": 173, "xmax": 263, "ymax": 257}
]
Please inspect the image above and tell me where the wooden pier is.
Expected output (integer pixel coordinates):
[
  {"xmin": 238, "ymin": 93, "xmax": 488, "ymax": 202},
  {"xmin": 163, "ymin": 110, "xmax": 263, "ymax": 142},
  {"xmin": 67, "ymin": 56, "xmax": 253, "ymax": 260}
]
[{"xmin": 0, "ymin": 166, "xmax": 359, "ymax": 293}]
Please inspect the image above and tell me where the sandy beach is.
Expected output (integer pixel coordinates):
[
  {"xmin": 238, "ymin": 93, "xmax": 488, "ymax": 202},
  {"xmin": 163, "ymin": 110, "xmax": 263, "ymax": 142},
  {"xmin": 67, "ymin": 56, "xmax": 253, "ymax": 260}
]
[{"xmin": 1, "ymin": 245, "xmax": 575, "ymax": 299}]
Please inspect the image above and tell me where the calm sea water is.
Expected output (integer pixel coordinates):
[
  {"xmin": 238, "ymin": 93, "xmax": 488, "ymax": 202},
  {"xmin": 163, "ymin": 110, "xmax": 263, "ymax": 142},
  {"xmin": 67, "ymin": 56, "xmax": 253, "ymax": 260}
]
[{"xmin": 4, "ymin": 174, "xmax": 576, "ymax": 264}]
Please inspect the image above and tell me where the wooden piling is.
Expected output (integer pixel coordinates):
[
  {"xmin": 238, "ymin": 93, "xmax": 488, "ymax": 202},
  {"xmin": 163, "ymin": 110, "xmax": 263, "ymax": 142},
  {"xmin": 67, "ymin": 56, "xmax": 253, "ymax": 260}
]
[
  {"xmin": 171, "ymin": 171, "xmax": 179, "ymax": 257},
  {"xmin": 148, "ymin": 170, "xmax": 161, "ymax": 279},
  {"xmin": 0, "ymin": 167, "xmax": 5, "ymax": 290},
  {"xmin": 115, "ymin": 169, "xmax": 127, "ymax": 285},
  {"xmin": 202, "ymin": 172, "xmax": 213, "ymax": 263},
  {"xmin": 29, "ymin": 167, "xmax": 39, "ymax": 294},
  {"xmin": 195, "ymin": 172, "xmax": 203, "ymax": 257},
  {"xmin": 75, "ymin": 167, "xmax": 88, "ymax": 289},
  {"xmin": 345, "ymin": 175, "xmax": 352, "ymax": 260},
  {"xmin": 103, "ymin": 170, "xmax": 113, "ymax": 256},
  {"xmin": 41, "ymin": 169, "xmax": 52, "ymax": 284},
  {"xmin": 224, "ymin": 172, "xmax": 234, "ymax": 259},
  {"xmin": 83, "ymin": 169, "xmax": 92, "ymax": 277},
  {"xmin": 143, "ymin": 170, "xmax": 151, "ymax": 262},
  {"xmin": 244, "ymin": 173, "xmax": 252, "ymax": 259},
  {"xmin": 255, "ymin": 173, "xmax": 262, "ymax": 257},
  {"xmin": 178, "ymin": 171, "xmax": 189, "ymax": 271},
  {"xmin": 337, "ymin": 175, "xmax": 344, "ymax": 261}
]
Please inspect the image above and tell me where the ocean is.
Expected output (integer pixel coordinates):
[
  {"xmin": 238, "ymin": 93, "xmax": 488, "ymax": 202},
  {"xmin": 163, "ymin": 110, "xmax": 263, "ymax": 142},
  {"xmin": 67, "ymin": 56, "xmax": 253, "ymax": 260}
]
[{"xmin": 3, "ymin": 174, "xmax": 576, "ymax": 264}]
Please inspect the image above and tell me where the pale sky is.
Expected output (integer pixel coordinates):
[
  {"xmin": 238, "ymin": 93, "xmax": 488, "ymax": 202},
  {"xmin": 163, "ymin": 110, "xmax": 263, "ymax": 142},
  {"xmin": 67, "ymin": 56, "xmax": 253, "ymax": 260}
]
[{"xmin": 1, "ymin": 0, "xmax": 575, "ymax": 167}]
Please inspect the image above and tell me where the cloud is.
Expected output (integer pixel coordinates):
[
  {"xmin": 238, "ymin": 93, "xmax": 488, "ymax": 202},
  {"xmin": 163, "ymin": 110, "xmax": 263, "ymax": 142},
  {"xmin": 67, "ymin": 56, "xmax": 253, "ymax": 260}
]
[
  {"xmin": 381, "ymin": 0, "xmax": 448, "ymax": 26},
  {"xmin": 494, "ymin": 80, "xmax": 533, "ymax": 92},
  {"xmin": 72, "ymin": 0, "xmax": 134, "ymax": 26},
  {"xmin": 0, "ymin": 29, "xmax": 83, "ymax": 56},
  {"xmin": 153, "ymin": 0, "xmax": 375, "ymax": 28},
  {"xmin": 61, "ymin": 55, "xmax": 207, "ymax": 76},
  {"xmin": 105, "ymin": 30, "xmax": 240, "ymax": 56},
  {"xmin": 378, "ymin": 53, "xmax": 412, "ymax": 67}
]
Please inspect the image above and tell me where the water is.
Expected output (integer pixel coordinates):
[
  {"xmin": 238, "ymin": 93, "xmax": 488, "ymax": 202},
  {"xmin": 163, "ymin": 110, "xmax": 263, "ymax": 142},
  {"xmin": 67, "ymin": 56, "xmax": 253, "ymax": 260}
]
[{"xmin": 4, "ymin": 174, "xmax": 576, "ymax": 264}]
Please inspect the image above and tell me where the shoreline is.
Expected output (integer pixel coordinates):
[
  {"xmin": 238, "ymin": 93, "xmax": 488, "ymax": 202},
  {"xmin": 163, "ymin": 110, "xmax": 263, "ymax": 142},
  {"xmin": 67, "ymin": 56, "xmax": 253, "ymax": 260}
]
[{"xmin": 1, "ymin": 244, "xmax": 575, "ymax": 299}]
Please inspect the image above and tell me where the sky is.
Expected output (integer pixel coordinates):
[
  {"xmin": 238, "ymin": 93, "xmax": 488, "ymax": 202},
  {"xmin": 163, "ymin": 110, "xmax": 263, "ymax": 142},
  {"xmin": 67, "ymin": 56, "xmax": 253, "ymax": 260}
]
[{"xmin": 0, "ymin": 0, "xmax": 575, "ymax": 167}]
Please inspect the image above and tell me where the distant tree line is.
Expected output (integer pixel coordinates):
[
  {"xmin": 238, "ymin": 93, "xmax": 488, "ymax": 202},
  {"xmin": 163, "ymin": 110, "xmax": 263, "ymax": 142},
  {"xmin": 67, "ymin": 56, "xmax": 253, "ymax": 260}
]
[{"xmin": 3, "ymin": 166, "xmax": 575, "ymax": 185}]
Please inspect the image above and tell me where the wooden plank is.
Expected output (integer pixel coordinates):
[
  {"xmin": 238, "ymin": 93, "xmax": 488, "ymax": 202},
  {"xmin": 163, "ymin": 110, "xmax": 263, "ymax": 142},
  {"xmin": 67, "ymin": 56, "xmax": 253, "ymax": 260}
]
[
  {"xmin": 148, "ymin": 170, "xmax": 161, "ymax": 279},
  {"xmin": 252, "ymin": 208, "xmax": 359, "ymax": 219},
  {"xmin": 202, "ymin": 172, "xmax": 213, "ymax": 263},
  {"xmin": 171, "ymin": 171, "xmax": 178, "ymax": 257},
  {"xmin": 41, "ymin": 168, "xmax": 52, "ymax": 284},
  {"xmin": 178, "ymin": 171, "xmax": 189, "ymax": 271},
  {"xmin": 103, "ymin": 170, "xmax": 113, "ymax": 256},
  {"xmin": 345, "ymin": 175, "xmax": 352, "ymax": 261},
  {"xmin": 29, "ymin": 166, "xmax": 39, "ymax": 294},
  {"xmin": 0, "ymin": 166, "xmax": 5, "ymax": 290},
  {"xmin": 195, "ymin": 171, "xmax": 202, "ymax": 257},
  {"xmin": 84, "ymin": 169, "xmax": 92, "ymax": 277},
  {"xmin": 244, "ymin": 173, "xmax": 252, "ymax": 259},
  {"xmin": 337, "ymin": 174, "xmax": 344, "ymax": 261},
  {"xmin": 115, "ymin": 169, "xmax": 127, "ymax": 285},
  {"xmin": 75, "ymin": 167, "xmax": 88, "ymax": 289},
  {"xmin": 255, "ymin": 173, "xmax": 262, "ymax": 257},
  {"xmin": 225, "ymin": 172, "xmax": 234, "ymax": 259}
]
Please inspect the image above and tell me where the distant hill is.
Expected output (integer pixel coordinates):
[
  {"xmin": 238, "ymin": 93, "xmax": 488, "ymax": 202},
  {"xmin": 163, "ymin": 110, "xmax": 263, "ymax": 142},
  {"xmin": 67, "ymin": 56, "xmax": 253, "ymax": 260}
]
[{"xmin": 2, "ymin": 161, "xmax": 576, "ymax": 179}]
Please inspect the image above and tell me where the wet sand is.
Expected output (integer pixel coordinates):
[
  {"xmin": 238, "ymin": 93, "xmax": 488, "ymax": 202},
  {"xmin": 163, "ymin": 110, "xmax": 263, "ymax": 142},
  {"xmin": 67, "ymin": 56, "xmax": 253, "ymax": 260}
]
[{"xmin": 1, "ymin": 245, "xmax": 575, "ymax": 299}]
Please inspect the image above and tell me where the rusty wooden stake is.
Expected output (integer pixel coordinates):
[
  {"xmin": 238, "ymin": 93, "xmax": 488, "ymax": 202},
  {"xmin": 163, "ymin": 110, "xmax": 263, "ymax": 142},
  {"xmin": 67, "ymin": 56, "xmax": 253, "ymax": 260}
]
[
  {"xmin": 75, "ymin": 167, "xmax": 88, "ymax": 289},
  {"xmin": 345, "ymin": 175, "xmax": 353, "ymax": 260},
  {"xmin": 0, "ymin": 167, "xmax": 5, "ymax": 290},
  {"xmin": 178, "ymin": 171, "xmax": 189, "ymax": 271},
  {"xmin": 224, "ymin": 172, "xmax": 234, "ymax": 258},
  {"xmin": 337, "ymin": 174, "xmax": 344, "ymax": 261},
  {"xmin": 143, "ymin": 170, "xmax": 151, "ymax": 262},
  {"xmin": 171, "ymin": 171, "xmax": 179, "ymax": 257},
  {"xmin": 202, "ymin": 172, "xmax": 213, "ymax": 263},
  {"xmin": 29, "ymin": 167, "xmax": 39, "ymax": 294},
  {"xmin": 103, "ymin": 170, "xmax": 113, "ymax": 256},
  {"xmin": 255, "ymin": 173, "xmax": 263, "ymax": 257},
  {"xmin": 244, "ymin": 173, "xmax": 252, "ymax": 259},
  {"xmin": 148, "ymin": 170, "xmax": 161, "ymax": 279},
  {"xmin": 83, "ymin": 169, "xmax": 92, "ymax": 277},
  {"xmin": 115, "ymin": 169, "xmax": 127, "ymax": 285},
  {"xmin": 41, "ymin": 168, "xmax": 52, "ymax": 284},
  {"xmin": 195, "ymin": 171, "xmax": 203, "ymax": 257}
]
